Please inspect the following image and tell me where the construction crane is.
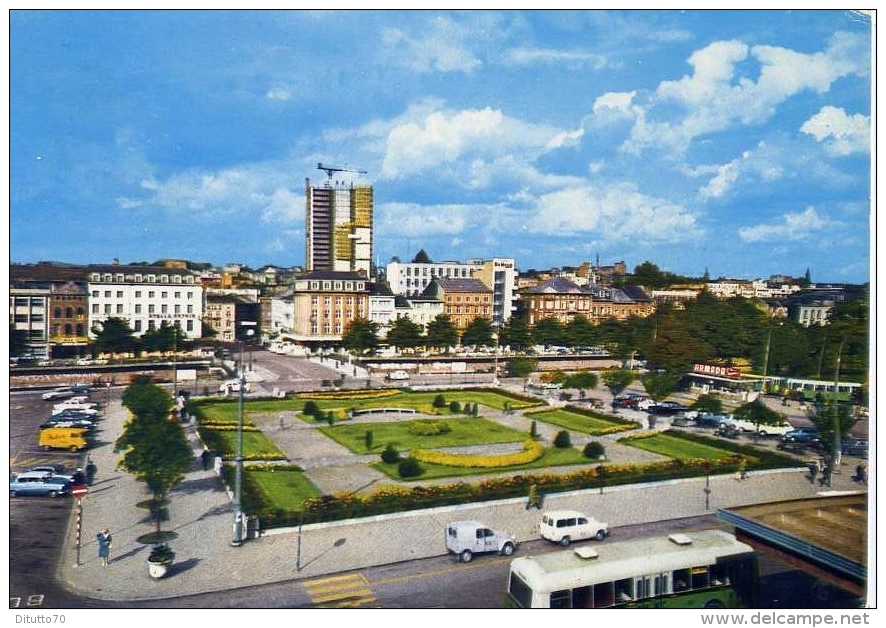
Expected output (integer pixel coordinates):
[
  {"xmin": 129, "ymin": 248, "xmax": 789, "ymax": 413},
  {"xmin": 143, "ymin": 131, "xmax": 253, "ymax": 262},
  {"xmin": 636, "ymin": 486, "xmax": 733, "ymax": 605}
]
[{"xmin": 317, "ymin": 163, "xmax": 367, "ymax": 179}]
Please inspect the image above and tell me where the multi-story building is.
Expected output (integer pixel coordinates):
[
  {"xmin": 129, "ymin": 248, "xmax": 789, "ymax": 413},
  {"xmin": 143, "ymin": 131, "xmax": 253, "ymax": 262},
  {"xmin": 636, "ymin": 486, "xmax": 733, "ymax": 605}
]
[
  {"xmin": 204, "ymin": 294, "xmax": 262, "ymax": 343},
  {"xmin": 420, "ymin": 277, "xmax": 493, "ymax": 331},
  {"xmin": 368, "ymin": 282, "xmax": 397, "ymax": 338},
  {"xmin": 392, "ymin": 295, "xmax": 444, "ymax": 331},
  {"xmin": 386, "ymin": 257, "xmax": 517, "ymax": 325},
  {"xmin": 48, "ymin": 281, "xmax": 90, "ymax": 355},
  {"xmin": 520, "ymin": 277, "xmax": 653, "ymax": 325},
  {"xmin": 520, "ymin": 277, "xmax": 594, "ymax": 326},
  {"xmin": 290, "ymin": 270, "xmax": 369, "ymax": 346},
  {"xmin": 305, "ymin": 178, "xmax": 373, "ymax": 276},
  {"xmin": 9, "ymin": 284, "xmax": 50, "ymax": 360},
  {"xmin": 86, "ymin": 265, "xmax": 203, "ymax": 339}
]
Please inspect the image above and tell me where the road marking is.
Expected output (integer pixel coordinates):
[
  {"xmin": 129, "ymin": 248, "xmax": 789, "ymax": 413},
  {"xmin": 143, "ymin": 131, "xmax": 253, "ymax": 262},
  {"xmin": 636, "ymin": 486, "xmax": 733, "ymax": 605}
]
[{"xmin": 303, "ymin": 573, "xmax": 377, "ymax": 608}]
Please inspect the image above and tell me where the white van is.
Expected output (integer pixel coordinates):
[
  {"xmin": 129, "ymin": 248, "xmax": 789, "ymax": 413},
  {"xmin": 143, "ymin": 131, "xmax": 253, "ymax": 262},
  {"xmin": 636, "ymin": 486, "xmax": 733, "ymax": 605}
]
[
  {"xmin": 539, "ymin": 510, "xmax": 610, "ymax": 546},
  {"xmin": 445, "ymin": 520, "xmax": 517, "ymax": 563}
]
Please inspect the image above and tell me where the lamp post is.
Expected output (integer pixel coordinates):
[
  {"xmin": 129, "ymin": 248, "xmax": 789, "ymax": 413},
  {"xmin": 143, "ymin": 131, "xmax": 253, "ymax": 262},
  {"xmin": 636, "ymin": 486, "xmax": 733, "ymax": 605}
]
[{"xmin": 231, "ymin": 321, "xmax": 256, "ymax": 547}]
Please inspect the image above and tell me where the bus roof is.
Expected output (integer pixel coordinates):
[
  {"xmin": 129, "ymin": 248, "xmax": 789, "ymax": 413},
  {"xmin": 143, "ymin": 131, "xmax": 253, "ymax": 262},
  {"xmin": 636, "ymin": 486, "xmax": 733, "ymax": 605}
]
[{"xmin": 509, "ymin": 529, "xmax": 753, "ymax": 594}]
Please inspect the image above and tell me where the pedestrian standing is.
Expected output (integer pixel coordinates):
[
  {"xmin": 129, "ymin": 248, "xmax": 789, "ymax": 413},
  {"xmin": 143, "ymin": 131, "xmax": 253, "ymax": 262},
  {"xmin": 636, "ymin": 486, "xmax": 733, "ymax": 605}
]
[
  {"xmin": 96, "ymin": 528, "xmax": 112, "ymax": 566},
  {"xmin": 807, "ymin": 461, "xmax": 818, "ymax": 485},
  {"xmin": 201, "ymin": 449, "xmax": 211, "ymax": 471},
  {"xmin": 85, "ymin": 458, "xmax": 97, "ymax": 485}
]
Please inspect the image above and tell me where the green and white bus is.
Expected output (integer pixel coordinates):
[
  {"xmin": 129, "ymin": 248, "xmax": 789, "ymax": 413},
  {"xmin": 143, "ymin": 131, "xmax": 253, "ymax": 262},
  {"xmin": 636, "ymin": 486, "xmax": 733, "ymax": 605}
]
[{"xmin": 507, "ymin": 529, "xmax": 758, "ymax": 608}]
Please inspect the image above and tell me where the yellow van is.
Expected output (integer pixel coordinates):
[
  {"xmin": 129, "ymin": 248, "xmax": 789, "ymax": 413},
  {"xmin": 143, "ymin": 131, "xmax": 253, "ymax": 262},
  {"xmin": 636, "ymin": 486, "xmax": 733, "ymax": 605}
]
[{"xmin": 38, "ymin": 427, "xmax": 89, "ymax": 452}]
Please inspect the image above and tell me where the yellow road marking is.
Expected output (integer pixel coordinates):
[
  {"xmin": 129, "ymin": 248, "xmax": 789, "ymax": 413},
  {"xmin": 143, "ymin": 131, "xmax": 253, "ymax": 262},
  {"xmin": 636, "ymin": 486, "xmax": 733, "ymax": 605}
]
[{"xmin": 304, "ymin": 573, "xmax": 377, "ymax": 607}]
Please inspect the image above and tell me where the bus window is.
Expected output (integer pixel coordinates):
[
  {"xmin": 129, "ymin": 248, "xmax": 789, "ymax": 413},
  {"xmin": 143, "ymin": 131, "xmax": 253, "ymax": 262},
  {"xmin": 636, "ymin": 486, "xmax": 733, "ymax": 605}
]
[
  {"xmin": 615, "ymin": 578, "xmax": 633, "ymax": 602},
  {"xmin": 654, "ymin": 573, "xmax": 670, "ymax": 596},
  {"xmin": 710, "ymin": 563, "xmax": 730, "ymax": 586},
  {"xmin": 573, "ymin": 585, "xmax": 592, "ymax": 608},
  {"xmin": 592, "ymin": 582, "xmax": 614, "ymax": 608},
  {"xmin": 691, "ymin": 566, "xmax": 710, "ymax": 589},
  {"xmin": 551, "ymin": 590, "xmax": 571, "ymax": 609},
  {"xmin": 635, "ymin": 575, "xmax": 652, "ymax": 599},
  {"xmin": 674, "ymin": 568, "xmax": 690, "ymax": 591}
]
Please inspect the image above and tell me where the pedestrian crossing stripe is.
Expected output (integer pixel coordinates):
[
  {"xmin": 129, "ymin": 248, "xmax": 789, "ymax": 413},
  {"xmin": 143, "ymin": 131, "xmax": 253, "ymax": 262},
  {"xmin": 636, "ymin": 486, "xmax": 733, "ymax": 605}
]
[{"xmin": 303, "ymin": 573, "xmax": 377, "ymax": 607}]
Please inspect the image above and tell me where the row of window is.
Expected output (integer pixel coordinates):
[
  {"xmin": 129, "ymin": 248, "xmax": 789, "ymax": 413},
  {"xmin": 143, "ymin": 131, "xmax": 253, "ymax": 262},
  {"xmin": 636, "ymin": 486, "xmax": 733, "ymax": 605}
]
[
  {"xmin": 310, "ymin": 296, "xmax": 362, "ymax": 306},
  {"xmin": 90, "ymin": 273, "xmax": 195, "ymax": 284},
  {"xmin": 444, "ymin": 295, "xmax": 490, "ymax": 303},
  {"xmin": 401, "ymin": 267, "xmax": 473, "ymax": 278},
  {"xmin": 91, "ymin": 290, "xmax": 196, "ymax": 300},
  {"xmin": 92, "ymin": 303, "xmax": 195, "ymax": 315},
  {"xmin": 302, "ymin": 281, "xmax": 366, "ymax": 291}
]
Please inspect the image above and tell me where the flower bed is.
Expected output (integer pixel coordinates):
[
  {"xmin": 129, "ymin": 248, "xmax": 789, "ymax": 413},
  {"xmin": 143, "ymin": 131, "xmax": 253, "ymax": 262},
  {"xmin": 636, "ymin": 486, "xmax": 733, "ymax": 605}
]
[{"xmin": 412, "ymin": 439, "xmax": 545, "ymax": 468}]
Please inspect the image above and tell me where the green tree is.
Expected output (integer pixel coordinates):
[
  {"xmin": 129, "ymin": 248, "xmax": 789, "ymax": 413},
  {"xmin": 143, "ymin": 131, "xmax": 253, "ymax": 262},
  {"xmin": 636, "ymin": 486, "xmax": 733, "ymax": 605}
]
[
  {"xmin": 115, "ymin": 379, "xmax": 193, "ymax": 533},
  {"xmin": 385, "ymin": 317, "xmax": 425, "ymax": 351},
  {"xmin": 733, "ymin": 399, "xmax": 785, "ymax": 430},
  {"xmin": 564, "ymin": 316, "xmax": 597, "ymax": 348},
  {"xmin": 92, "ymin": 317, "xmax": 139, "ymax": 355},
  {"xmin": 460, "ymin": 317, "xmax": 495, "ymax": 347},
  {"xmin": 342, "ymin": 317, "xmax": 380, "ymax": 354},
  {"xmin": 690, "ymin": 394, "xmax": 723, "ymax": 414},
  {"xmin": 531, "ymin": 317, "xmax": 566, "ymax": 347},
  {"xmin": 641, "ymin": 372, "xmax": 681, "ymax": 401},
  {"xmin": 564, "ymin": 371, "xmax": 598, "ymax": 390},
  {"xmin": 499, "ymin": 316, "xmax": 531, "ymax": 350},
  {"xmin": 506, "ymin": 356, "xmax": 537, "ymax": 378},
  {"xmin": 602, "ymin": 369, "xmax": 635, "ymax": 399},
  {"xmin": 426, "ymin": 314, "xmax": 458, "ymax": 351}
]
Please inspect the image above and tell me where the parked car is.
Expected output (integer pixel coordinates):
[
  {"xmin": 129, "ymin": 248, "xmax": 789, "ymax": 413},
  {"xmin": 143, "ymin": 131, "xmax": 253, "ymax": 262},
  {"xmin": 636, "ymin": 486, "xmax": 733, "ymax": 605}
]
[
  {"xmin": 386, "ymin": 370, "xmax": 410, "ymax": 381},
  {"xmin": 778, "ymin": 428, "xmax": 822, "ymax": 450},
  {"xmin": 445, "ymin": 520, "xmax": 517, "ymax": 563},
  {"xmin": 52, "ymin": 403, "xmax": 98, "ymax": 416},
  {"xmin": 219, "ymin": 379, "xmax": 251, "ymax": 393},
  {"xmin": 731, "ymin": 419, "xmax": 794, "ymax": 437},
  {"xmin": 842, "ymin": 438, "xmax": 868, "ymax": 458},
  {"xmin": 539, "ymin": 510, "xmax": 610, "ymax": 546},
  {"xmin": 27, "ymin": 466, "xmax": 82, "ymax": 484},
  {"xmin": 70, "ymin": 383, "xmax": 91, "ymax": 394},
  {"xmin": 10, "ymin": 472, "xmax": 71, "ymax": 497},
  {"xmin": 695, "ymin": 413, "xmax": 734, "ymax": 428},
  {"xmin": 40, "ymin": 417, "xmax": 95, "ymax": 431},
  {"xmin": 647, "ymin": 401, "xmax": 689, "ymax": 415},
  {"xmin": 670, "ymin": 416, "xmax": 697, "ymax": 427},
  {"xmin": 38, "ymin": 426, "xmax": 89, "ymax": 452},
  {"xmin": 41, "ymin": 387, "xmax": 75, "ymax": 401}
]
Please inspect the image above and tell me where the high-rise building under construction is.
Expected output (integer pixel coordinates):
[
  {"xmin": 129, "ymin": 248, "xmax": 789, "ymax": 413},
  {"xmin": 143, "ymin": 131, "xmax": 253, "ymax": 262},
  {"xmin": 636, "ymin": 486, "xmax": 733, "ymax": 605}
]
[{"xmin": 305, "ymin": 177, "xmax": 373, "ymax": 277}]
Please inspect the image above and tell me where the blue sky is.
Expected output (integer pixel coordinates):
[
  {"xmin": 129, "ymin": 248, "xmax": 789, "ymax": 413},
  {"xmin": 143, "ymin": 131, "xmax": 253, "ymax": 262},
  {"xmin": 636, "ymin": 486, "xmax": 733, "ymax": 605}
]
[{"xmin": 7, "ymin": 10, "xmax": 873, "ymax": 283}]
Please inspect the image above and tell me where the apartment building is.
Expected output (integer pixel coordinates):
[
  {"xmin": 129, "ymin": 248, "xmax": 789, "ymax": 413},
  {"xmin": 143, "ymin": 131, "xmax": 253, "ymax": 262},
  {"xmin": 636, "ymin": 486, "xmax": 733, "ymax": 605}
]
[
  {"xmin": 305, "ymin": 179, "xmax": 373, "ymax": 276},
  {"xmin": 86, "ymin": 265, "xmax": 203, "ymax": 338},
  {"xmin": 290, "ymin": 270, "xmax": 369, "ymax": 345},
  {"xmin": 521, "ymin": 277, "xmax": 653, "ymax": 325},
  {"xmin": 9, "ymin": 285, "xmax": 50, "ymax": 360},
  {"xmin": 420, "ymin": 277, "xmax": 493, "ymax": 331},
  {"xmin": 204, "ymin": 294, "xmax": 262, "ymax": 342},
  {"xmin": 386, "ymin": 257, "xmax": 517, "ymax": 325}
]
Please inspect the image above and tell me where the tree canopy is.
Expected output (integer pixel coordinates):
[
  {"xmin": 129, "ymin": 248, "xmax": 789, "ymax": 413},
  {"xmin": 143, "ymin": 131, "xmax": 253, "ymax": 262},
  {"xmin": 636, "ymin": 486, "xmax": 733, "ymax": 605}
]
[
  {"xmin": 425, "ymin": 314, "xmax": 458, "ymax": 350},
  {"xmin": 342, "ymin": 317, "xmax": 380, "ymax": 354},
  {"xmin": 460, "ymin": 317, "xmax": 495, "ymax": 347},
  {"xmin": 92, "ymin": 317, "xmax": 139, "ymax": 354},
  {"xmin": 386, "ymin": 317, "xmax": 425, "ymax": 350}
]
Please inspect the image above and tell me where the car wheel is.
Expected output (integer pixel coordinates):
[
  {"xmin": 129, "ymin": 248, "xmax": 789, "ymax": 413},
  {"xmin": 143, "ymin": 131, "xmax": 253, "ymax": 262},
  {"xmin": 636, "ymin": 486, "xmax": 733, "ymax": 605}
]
[
  {"xmin": 559, "ymin": 536, "xmax": 571, "ymax": 547},
  {"xmin": 48, "ymin": 490, "xmax": 58, "ymax": 498},
  {"xmin": 758, "ymin": 430, "xmax": 768, "ymax": 437},
  {"xmin": 460, "ymin": 550, "xmax": 473, "ymax": 563},
  {"xmin": 41, "ymin": 445, "xmax": 51, "ymax": 451},
  {"xmin": 596, "ymin": 530, "xmax": 607, "ymax": 541},
  {"xmin": 501, "ymin": 542, "xmax": 515, "ymax": 556},
  {"xmin": 10, "ymin": 490, "xmax": 17, "ymax": 497},
  {"xmin": 70, "ymin": 446, "xmax": 80, "ymax": 452}
]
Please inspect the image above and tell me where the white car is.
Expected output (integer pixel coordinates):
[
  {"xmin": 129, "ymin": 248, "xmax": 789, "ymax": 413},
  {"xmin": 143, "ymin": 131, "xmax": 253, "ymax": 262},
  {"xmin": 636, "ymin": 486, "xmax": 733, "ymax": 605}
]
[
  {"xmin": 445, "ymin": 520, "xmax": 517, "ymax": 563},
  {"xmin": 52, "ymin": 403, "xmax": 98, "ymax": 416},
  {"xmin": 539, "ymin": 510, "xmax": 610, "ymax": 546},
  {"xmin": 42, "ymin": 387, "xmax": 74, "ymax": 401},
  {"xmin": 219, "ymin": 380, "xmax": 251, "ymax": 393}
]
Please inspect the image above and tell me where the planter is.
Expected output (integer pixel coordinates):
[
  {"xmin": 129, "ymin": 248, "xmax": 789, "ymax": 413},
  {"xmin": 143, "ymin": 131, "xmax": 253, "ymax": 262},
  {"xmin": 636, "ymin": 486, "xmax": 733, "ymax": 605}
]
[{"xmin": 148, "ymin": 559, "xmax": 172, "ymax": 579}]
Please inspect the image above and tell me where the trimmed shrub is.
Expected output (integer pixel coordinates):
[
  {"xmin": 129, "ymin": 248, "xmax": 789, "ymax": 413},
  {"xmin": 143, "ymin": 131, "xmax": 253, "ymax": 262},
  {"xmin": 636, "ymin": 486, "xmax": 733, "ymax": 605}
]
[
  {"xmin": 381, "ymin": 443, "xmax": 401, "ymax": 464},
  {"xmin": 449, "ymin": 400, "xmax": 462, "ymax": 413},
  {"xmin": 406, "ymin": 419, "xmax": 451, "ymax": 436},
  {"xmin": 553, "ymin": 430, "xmax": 572, "ymax": 448},
  {"xmin": 530, "ymin": 420, "xmax": 538, "ymax": 439},
  {"xmin": 398, "ymin": 457, "xmax": 423, "ymax": 478},
  {"xmin": 303, "ymin": 400, "xmax": 320, "ymax": 417},
  {"xmin": 583, "ymin": 441, "xmax": 605, "ymax": 459},
  {"xmin": 364, "ymin": 429, "xmax": 373, "ymax": 452},
  {"xmin": 432, "ymin": 394, "xmax": 447, "ymax": 408}
]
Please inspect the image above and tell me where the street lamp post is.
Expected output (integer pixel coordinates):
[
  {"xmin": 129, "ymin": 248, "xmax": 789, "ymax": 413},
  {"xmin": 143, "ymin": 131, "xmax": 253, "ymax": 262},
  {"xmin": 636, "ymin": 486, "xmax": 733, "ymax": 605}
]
[{"xmin": 231, "ymin": 321, "xmax": 256, "ymax": 547}]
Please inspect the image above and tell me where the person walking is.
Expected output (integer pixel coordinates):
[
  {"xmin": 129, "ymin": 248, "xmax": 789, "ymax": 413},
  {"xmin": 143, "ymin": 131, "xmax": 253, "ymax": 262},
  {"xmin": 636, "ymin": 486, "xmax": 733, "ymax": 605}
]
[
  {"xmin": 85, "ymin": 457, "xmax": 97, "ymax": 485},
  {"xmin": 807, "ymin": 460, "xmax": 818, "ymax": 485},
  {"xmin": 96, "ymin": 528, "xmax": 112, "ymax": 566}
]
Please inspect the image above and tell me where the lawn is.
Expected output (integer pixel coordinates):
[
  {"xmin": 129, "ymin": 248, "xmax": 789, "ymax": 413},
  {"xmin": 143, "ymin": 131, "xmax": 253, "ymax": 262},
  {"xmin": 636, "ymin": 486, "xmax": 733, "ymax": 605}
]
[
  {"xmin": 526, "ymin": 408, "xmax": 631, "ymax": 435},
  {"xmin": 319, "ymin": 417, "xmax": 529, "ymax": 453},
  {"xmin": 371, "ymin": 445, "xmax": 590, "ymax": 480},
  {"xmin": 203, "ymin": 429, "xmax": 286, "ymax": 460},
  {"xmin": 620, "ymin": 432, "xmax": 738, "ymax": 462},
  {"xmin": 297, "ymin": 389, "xmax": 544, "ymax": 416},
  {"xmin": 246, "ymin": 467, "xmax": 320, "ymax": 511},
  {"xmin": 197, "ymin": 399, "xmax": 298, "ymax": 423}
]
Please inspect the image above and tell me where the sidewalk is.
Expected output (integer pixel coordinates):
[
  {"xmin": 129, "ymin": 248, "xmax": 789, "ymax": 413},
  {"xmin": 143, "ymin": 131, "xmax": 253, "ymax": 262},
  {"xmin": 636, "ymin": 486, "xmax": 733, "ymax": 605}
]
[{"xmin": 57, "ymin": 395, "xmax": 868, "ymax": 602}]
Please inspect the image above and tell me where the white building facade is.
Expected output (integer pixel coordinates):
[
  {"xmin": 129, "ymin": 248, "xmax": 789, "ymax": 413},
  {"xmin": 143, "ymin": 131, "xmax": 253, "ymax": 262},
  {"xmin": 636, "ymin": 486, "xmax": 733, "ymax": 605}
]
[{"xmin": 86, "ymin": 266, "xmax": 204, "ymax": 338}]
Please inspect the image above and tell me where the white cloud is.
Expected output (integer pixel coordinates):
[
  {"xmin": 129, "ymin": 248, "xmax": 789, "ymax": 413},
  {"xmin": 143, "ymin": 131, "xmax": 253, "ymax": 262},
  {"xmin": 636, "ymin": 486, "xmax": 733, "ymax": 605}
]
[
  {"xmin": 376, "ymin": 202, "xmax": 472, "ymax": 236},
  {"xmin": 800, "ymin": 106, "xmax": 870, "ymax": 156},
  {"xmin": 738, "ymin": 206, "xmax": 833, "ymax": 242},
  {"xmin": 525, "ymin": 184, "xmax": 702, "ymax": 242},
  {"xmin": 504, "ymin": 47, "xmax": 607, "ymax": 70},
  {"xmin": 381, "ymin": 17, "xmax": 481, "ymax": 74},
  {"xmin": 266, "ymin": 86, "xmax": 292, "ymax": 101},
  {"xmin": 117, "ymin": 162, "xmax": 303, "ymax": 226},
  {"xmin": 381, "ymin": 107, "xmax": 563, "ymax": 180},
  {"xmin": 623, "ymin": 32, "xmax": 867, "ymax": 154},
  {"xmin": 593, "ymin": 91, "xmax": 637, "ymax": 115}
]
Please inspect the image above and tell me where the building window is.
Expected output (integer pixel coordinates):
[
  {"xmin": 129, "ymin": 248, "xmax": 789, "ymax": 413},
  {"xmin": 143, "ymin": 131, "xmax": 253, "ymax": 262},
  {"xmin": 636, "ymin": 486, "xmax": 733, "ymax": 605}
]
[
  {"xmin": 161, "ymin": 291, "xmax": 168, "ymax": 298},
  {"xmin": 135, "ymin": 291, "xmax": 142, "ymax": 298},
  {"xmin": 92, "ymin": 304, "xmax": 99, "ymax": 314},
  {"xmin": 117, "ymin": 291, "xmax": 124, "ymax": 298},
  {"xmin": 148, "ymin": 291, "xmax": 155, "ymax": 298},
  {"xmin": 92, "ymin": 290, "xmax": 99, "ymax": 298},
  {"xmin": 134, "ymin": 320, "xmax": 142, "ymax": 332},
  {"xmin": 116, "ymin": 304, "xmax": 123, "ymax": 314},
  {"xmin": 104, "ymin": 290, "xmax": 111, "ymax": 298},
  {"xmin": 161, "ymin": 304, "xmax": 168, "ymax": 314},
  {"xmin": 135, "ymin": 304, "xmax": 142, "ymax": 314},
  {"xmin": 186, "ymin": 320, "xmax": 193, "ymax": 331},
  {"xmin": 148, "ymin": 304, "xmax": 155, "ymax": 314},
  {"xmin": 187, "ymin": 305, "xmax": 193, "ymax": 314},
  {"xmin": 104, "ymin": 304, "xmax": 111, "ymax": 314}
]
